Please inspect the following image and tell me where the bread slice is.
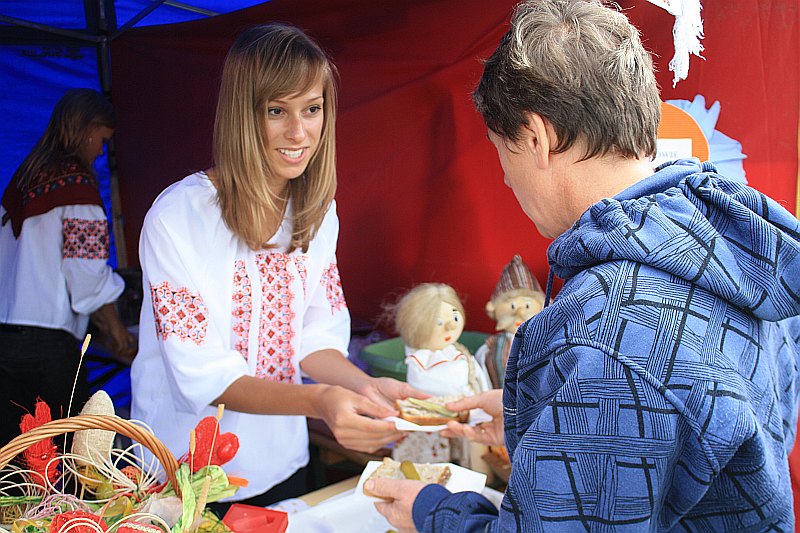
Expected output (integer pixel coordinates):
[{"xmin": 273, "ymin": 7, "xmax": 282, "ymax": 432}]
[
  {"xmin": 396, "ymin": 395, "xmax": 469, "ymax": 426},
  {"xmin": 364, "ymin": 458, "xmax": 451, "ymax": 497}
]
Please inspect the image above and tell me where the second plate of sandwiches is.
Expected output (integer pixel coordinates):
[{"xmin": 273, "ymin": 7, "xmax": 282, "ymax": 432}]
[{"xmin": 356, "ymin": 458, "xmax": 487, "ymax": 500}]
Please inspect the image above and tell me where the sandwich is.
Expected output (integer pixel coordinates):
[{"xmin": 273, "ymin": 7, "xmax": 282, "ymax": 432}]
[
  {"xmin": 396, "ymin": 395, "xmax": 469, "ymax": 426},
  {"xmin": 364, "ymin": 458, "xmax": 451, "ymax": 497}
]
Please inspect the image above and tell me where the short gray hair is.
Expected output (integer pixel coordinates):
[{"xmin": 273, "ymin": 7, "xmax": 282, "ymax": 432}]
[{"xmin": 473, "ymin": 0, "xmax": 660, "ymax": 160}]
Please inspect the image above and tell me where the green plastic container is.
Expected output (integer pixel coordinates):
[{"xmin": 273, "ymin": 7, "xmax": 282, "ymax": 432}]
[{"xmin": 360, "ymin": 330, "xmax": 488, "ymax": 381}]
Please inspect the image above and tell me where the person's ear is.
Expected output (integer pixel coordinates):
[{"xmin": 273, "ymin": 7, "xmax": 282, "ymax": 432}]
[
  {"xmin": 523, "ymin": 112, "xmax": 553, "ymax": 169},
  {"xmin": 485, "ymin": 300, "xmax": 496, "ymax": 320}
]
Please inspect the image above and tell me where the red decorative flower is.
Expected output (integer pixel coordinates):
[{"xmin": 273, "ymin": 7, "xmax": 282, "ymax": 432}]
[
  {"xmin": 19, "ymin": 399, "xmax": 59, "ymax": 486},
  {"xmin": 49, "ymin": 510, "xmax": 108, "ymax": 532},
  {"xmin": 186, "ymin": 416, "xmax": 239, "ymax": 473}
]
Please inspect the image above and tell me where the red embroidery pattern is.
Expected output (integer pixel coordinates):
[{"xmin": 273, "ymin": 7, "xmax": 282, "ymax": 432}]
[
  {"xmin": 231, "ymin": 260, "xmax": 252, "ymax": 360},
  {"xmin": 322, "ymin": 262, "xmax": 347, "ymax": 313},
  {"xmin": 254, "ymin": 253, "xmax": 296, "ymax": 382},
  {"xmin": 62, "ymin": 218, "xmax": 109, "ymax": 260},
  {"xmin": 150, "ymin": 282, "xmax": 208, "ymax": 345},
  {"xmin": 294, "ymin": 255, "xmax": 308, "ymax": 297}
]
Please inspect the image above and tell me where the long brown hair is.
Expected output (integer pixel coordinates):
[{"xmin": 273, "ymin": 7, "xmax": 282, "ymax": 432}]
[
  {"xmin": 213, "ymin": 23, "xmax": 339, "ymax": 252},
  {"xmin": 13, "ymin": 88, "xmax": 116, "ymax": 188}
]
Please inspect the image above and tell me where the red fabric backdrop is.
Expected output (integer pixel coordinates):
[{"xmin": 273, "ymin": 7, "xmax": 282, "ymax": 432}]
[{"xmin": 110, "ymin": 0, "xmax": 799, "ymax": 515}]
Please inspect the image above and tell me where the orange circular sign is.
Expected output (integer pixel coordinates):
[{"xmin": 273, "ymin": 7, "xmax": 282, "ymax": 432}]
[{"xmin": 657, "ymin": 101, "xmax": 710, "ymax": 162}]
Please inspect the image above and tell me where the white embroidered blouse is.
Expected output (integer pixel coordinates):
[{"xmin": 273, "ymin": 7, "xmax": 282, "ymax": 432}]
[
  {"xmin": 0, "ymin": 203, "xmax": 124, "ymax": 339},
  {"xmin": 131, "ymin": 172, "xmax": 350, "ymax": 500}
]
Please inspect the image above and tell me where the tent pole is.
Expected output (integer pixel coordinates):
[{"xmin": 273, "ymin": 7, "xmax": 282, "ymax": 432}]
[
  {"xmin": 95, "ymin": 0, "xmax": 128, "ymax": 268},
  {"xmin": 101, "ymin": 36, "xmax": 128, "ymax": 269}
]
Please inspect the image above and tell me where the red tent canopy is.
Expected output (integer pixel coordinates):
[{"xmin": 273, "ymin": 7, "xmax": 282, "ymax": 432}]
[{"xmin": 110, "ymin": 0, "xmax": 800, "ymax": 519}]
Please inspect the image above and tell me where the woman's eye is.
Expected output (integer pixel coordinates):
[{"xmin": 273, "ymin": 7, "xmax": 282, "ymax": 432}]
[
  {"xmin": 267, "ymin": 107, "xmax": 283, "ymax": 117},
  {"xmin": 307, "ymin": 104, "xmax": 323, "ymax": 114}
]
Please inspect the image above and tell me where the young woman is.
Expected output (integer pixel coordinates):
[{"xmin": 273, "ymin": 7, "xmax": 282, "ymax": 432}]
[
  {"xmin": 0, "ymin": 88, "xmax": 135, "ymax": 446},
  {"xmin": 131, "ymin": 24, "xmax": 418, "ymax": 508}
]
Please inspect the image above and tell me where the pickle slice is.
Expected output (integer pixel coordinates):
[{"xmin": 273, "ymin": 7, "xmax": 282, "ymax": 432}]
[
  {"xmin": 407, "ymin": 398, "xmax": 458, "ymax": 418},
  {"xmin": 400, "ymin": 461, "xmax": 421, "ymax": 480}
]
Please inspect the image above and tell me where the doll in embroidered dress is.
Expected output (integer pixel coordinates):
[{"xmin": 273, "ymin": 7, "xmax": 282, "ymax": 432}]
[
  {"xmin": 475, "ymin": 255, "xmax": 544, "ymax": 389},
  {"xmin": 390, "ymin": 284, "xmax": 489, "ymax": 466},
  {"xmin": 396, "ymin": 283, "xmax": 489, "ymax": 397}
]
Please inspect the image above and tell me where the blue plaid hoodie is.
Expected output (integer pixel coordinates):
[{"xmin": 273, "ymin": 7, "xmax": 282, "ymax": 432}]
[{"xmin": 413, "ymin": 160, "xmax": 800, "ymax": 532}]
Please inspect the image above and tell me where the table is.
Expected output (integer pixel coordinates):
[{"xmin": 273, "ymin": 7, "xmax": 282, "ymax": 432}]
[{"xmin": 298, "ymin": 476, "xmax": 358, "ymax": 506}]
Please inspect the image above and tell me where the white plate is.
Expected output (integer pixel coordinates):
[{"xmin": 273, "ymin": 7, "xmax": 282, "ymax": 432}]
[
  {"xmin": 385, "ymin": 408, "xmax": 493, "ymax": 432},
  {"xmin": 287, "ymin": 492, "xmax": 391, "ymax": 533},
  {"xmin": 288, "ymin": 482, "xmax": 499, "ymax": 533},
  {"xmin": 354, "ymin": 461, "xmax": 487, "ymax": 500}
]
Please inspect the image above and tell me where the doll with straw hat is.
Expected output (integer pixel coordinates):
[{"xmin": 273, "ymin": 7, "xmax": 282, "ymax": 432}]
[{"xmin": 476, "ymin": 255, "xmax": 544, "ymax": 388}]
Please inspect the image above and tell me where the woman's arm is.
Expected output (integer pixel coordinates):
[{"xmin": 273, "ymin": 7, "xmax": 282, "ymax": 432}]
[
  {"xmin": 213, "ymin": 373, "xmax": 406, "ymax": 453},
  {"xmin": 300, "ymin": 349, "xmax": 428, "ymax": 411}
]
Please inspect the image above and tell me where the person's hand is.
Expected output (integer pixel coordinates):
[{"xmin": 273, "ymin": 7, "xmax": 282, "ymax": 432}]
[
  {"xmin": 441, "ymin": 389, "xmax": 504, "ymax": 446},
  {"xmin": 107, "ymin": 325, "xmax": 137, "ymax": 365},
  {"xmin": 356, "ymin": 377, "xmax": 429, "ymax": 412},
  {"xmin": 315, "ymin": 385, "xmax": 406, "ymax": 453},
  {"xmin": 367, "ymin": 478, "xmax": 426, "ymax": 533}
]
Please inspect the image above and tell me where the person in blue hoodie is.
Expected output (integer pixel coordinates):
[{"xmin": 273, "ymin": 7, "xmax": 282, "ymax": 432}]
[{"xmin": 366, "ymin": 0, "xmax": 800, "ymax": 531}]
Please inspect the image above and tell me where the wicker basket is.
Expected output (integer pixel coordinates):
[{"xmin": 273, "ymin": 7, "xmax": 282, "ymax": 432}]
[{"xmin": 0, "ymin": 414, "xmax": 180, "ymax": 496}]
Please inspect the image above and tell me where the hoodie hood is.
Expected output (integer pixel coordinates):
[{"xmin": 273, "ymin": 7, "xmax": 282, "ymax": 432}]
[{"xmin": 549, "ymin": 159, "xmax": 800, "ymax": 321}]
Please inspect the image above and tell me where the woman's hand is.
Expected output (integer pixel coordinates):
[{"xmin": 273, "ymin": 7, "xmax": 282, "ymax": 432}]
[
  {"xmin": 367, "ymin": 478, "xmax": 426, "ymax": 533},
  {"xmin": 356, "ymin": 377, "xmax": 429, "ymax": 412},
  {"xmin": 441, "ymin": 389, "xmax": 504, "ymax": 446},
  {"xmin": 108, "ymin": 325, "xmax": 137, "ymax": 364},
  {"xmin": 314, "ymin": 385, "xmax": 406, "ymax": 453}
]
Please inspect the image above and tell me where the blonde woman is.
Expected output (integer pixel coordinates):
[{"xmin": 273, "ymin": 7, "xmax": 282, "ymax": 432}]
[
  {"xmin": 132, "ymin": 24, "xmax": 419, "ymax": 509},
  {"xmin": 0, "ymin": 89, "xmax": 135, "ymax": 446}
]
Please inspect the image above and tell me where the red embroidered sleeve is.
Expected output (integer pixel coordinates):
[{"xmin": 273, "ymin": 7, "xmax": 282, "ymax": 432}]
[
  {"xmin": 321, "ymin": 262, "xmax": 347, "ymax": 313},
  {"xmin": 150, "ymin": 281, "xmax": 208, "ymax": 345},
  {"xmin": 62, "ymin": 218, "xmax": 109, "ymax": 260}
]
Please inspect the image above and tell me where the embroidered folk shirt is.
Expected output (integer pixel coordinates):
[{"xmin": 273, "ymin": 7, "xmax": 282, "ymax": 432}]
[
  {"xmin": 131, "ymin": 172, "xmax": 350, "ymax": 500},
  {"xmin": 0, "ymin": 161, "xmax": 123, "ymax": 338}
]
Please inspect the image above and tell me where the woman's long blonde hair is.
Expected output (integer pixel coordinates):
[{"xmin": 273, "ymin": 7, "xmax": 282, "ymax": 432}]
[{"xmin": 213, "ymin": 23, "xmax": 338, "ymax": 252}]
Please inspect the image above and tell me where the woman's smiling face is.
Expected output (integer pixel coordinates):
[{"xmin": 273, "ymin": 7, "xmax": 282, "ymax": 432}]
[{"xmin": 264, "ymin": 81, "xmax": 325, "ymax": 191}]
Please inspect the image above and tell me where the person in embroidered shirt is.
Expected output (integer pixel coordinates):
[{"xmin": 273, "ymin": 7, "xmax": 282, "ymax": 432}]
[
  {"xmin": 131, "ymin": 23, "xmax": 424, "ymax": 512},
  {"xmin": 0, "ymin": 88, "xmax": 136, "ymax": 446},
  {"xmin": 366, "ymin": 0, "xmax": 800, "ymax": 531}
]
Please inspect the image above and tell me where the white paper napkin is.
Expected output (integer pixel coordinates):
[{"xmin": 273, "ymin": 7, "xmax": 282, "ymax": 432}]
[{"xmin": 385, "ymin": 407, "xmax": 493, "ymax": 432}]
